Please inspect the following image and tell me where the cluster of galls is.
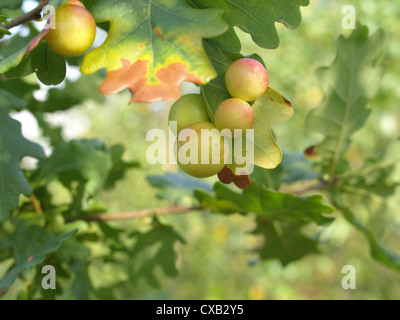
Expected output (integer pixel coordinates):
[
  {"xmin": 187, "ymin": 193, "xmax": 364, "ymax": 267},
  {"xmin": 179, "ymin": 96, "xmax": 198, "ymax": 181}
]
[{"xmin": 169, "ymin": 58, "xmax": 268, "ymax": 178}]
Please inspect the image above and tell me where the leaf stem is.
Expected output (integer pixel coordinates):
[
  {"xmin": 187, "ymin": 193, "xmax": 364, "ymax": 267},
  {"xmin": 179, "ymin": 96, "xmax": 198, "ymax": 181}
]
[
  {"xmin": 1, "ymin": 0, "xmax": 50, "ymax": 30},
  {"xmin": 327, "ymin": 38, "xmax": 356, "ymax": 184},
  {"xmin": 339, "ymin": 156, "xmax": 400, "ymax": 182},
  {"xmin": 288, "ymin": 181, "xmax": 328, "ymax": 195},
  {"xmin": 30, "ymin": 195, "xmax": 43, "ymax": 214},
  {"xmin": 272, "ymin": 221, "xmax": 292, "ymax": 254}
]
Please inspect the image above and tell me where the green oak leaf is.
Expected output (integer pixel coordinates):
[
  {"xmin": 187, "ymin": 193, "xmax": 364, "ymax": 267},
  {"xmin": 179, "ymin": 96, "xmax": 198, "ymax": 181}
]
[
  {"xmin": 0, "ymin": 27, "xmax": 11, "ymax": 37},
  {"xmin": 249, "ymin": 88, "xmax": 293, "ymax": 169},
  {"xmin": 81, "ymin": 0, "xmax": 228, "ymax": 103},
  {"xmin": 147, "ymin": 172, "xmax": 212, "ymax": 192},
  {"xmin": 0, "ymin": 78, "xmax": 40, "ymax": 103},
  {"xmin": 332, "ymin": 141, "xmax": 400, "ymax": 269},
  {"xmin": 0, "ymin": 0, "xmax": 23, "ymax": 10},
  {"xmin": 70, "ymin": 260, "xmax": 93, "ymax": 299},
  {"xmin": 0, "ymin": 28, "xmax": 50, "ymax": 77},
  {"xmin": 104, "ymin": 144, "xmax": 140, "ymax": 190},
  {"xmin": 32, "ymin": 73, "xmax": 105, "ymax": 113},
  {"xmin": 195, "ymin": 182, "xmax": 334, "ymax": 225},
  {"xmin": 2, "ymin": 50, "xmax": 34, "ymax": 78},
  {"xmin": 252, "ymin": 219, "xmax": 319, "ymax": 266},
  {"xmin": 201, "ymin": 42, "xmax": 293, "ymax": 169},
  {"xmin": 0, "ymin": 14, "xmax": 8, "ymax": 24},
  {"xmin": 34, "ymin": 139, "xmax": 113, "ymax": 197},
  {"xmin": 331, "ymin": 192, "xmax": 400, "ymax": 269},
  {"xmin": 147, "ymin": 171, "xmax": 212, "ymax": 203},
  {"xmin": 251, "ymin": 165, "xmax": 283, "ymax": 190},
  {"xmin": 0, "ymin": 90, "xmax": 45, "ymax": 221},
  {"xmin": 190, "ymin": 0, "xmax": 309, "ymax": 50},
  {"xmin": 252, "ymin": 150, "xmax": 319, "ymax": 190},
  {"xmin": 305, "ymin": 26, "xmax": 386, "ymax": 180},
  {"xmin": 195, "ymin": 182, "xmax": 333, "ymax": 264},
  {"xmin": 206, "ymin": 27, "xmax": 241, "ymax": 54},
  {"xmin": 340, "ymin": 140, "xmax": 400, "ymax": 199},
  {"xmin": 31, "ymin": 42, "xmax": 66, "ymax": 86},
  {"xmin": 0, "ymin": 4, "xmax": 65, "ymax": 80},
  {"xmin": 0, "ymin": 221, "xmax": 75, "ymax": 289},
  {"xmin": 128, "ymin": 218, "xmax": 186, "ymax": 288},
  {"xmin": 0, "ymin": 32, "xmax": 67, "ymax": 84}
]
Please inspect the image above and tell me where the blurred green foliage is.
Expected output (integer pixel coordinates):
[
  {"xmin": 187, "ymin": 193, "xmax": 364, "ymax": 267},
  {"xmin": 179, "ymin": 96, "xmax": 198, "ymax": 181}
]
[
  {"xmin": 47, "ymin": 0, "xmax": 397, "ymax": 299},
  {"xmin": 1, "ymin": 0, "xmax": 400, "ymax": 299}
]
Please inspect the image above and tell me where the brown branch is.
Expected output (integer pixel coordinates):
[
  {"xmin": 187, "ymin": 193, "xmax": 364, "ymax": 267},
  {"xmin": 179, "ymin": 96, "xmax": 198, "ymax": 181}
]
[
  {"xmin": 65, "ymin": 206, "xmax": 200, "ymax": 223},
  {"xmin": 1, "ymin": 0, "xmax": 50, "ymax": 30},
  {"xmin": 65, "ymin": 182, "xmax": 330, "ymax": 223},
  {"xmin": 285, "ymin": 182, "xmax": 328, "ymax": 196}
]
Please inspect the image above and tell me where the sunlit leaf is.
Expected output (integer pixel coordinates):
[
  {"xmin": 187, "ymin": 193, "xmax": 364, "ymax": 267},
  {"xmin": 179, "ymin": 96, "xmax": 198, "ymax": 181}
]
[
  {"xmin": 195, "ymin": 182, "xmax": 334, "ymax": 225},
  {"xmin": 305, "ymin": 26, "xmax": 386, "ymax": 179},
  {"xmin": 190, "ymin": 0, "xmax": 309, "ymax": 50},
  {"xmin": 0, "ymin": 90, "xmax": 45, "ymax": 221},
  {"xmin": 81, "ymin": 0, "xmax": 228, "ymax": 103}
]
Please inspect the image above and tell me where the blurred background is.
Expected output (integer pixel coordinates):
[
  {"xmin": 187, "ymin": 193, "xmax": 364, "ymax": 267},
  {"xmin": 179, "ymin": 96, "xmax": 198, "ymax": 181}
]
[{"xmin": 5, "ymin": 0, "xmax": 400, "ymax": 299}]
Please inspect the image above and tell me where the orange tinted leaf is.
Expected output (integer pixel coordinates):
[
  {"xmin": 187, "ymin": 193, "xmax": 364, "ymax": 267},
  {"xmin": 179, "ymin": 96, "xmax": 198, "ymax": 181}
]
[
  {"xmin": 99, "ymin": 59, "xmax": 202, "ymax": 103},
  {"xmin": 81, "ymin": 0, "xmax": 228, "ymax": 103}
]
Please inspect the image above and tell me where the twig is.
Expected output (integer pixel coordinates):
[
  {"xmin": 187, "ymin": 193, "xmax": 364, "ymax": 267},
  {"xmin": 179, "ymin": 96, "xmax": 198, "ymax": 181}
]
[
  {"xmin": 30, "ymin": 195, "xmax": 43, "ymax": 214},
  {"xmin": 65, "ymin": 206, "xmax": 200, "ymax": 223},
  {"xmin": 65, "ymin": 183, "xmax": 330, "ymax": 224},
  {"xmin": 287, "ymin": 182, "xmax": 328, "ymax": 195},
  {"xmin": 339, "ymin": 156, "xmax": 400, "ymax": 182},
  {"xmin": 1, "ymin": 0, "xmax": 50, "ymax": 30}
]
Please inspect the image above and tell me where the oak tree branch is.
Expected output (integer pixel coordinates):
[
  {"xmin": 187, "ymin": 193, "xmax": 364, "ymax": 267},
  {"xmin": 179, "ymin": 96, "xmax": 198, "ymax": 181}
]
[
  {"xmin": 1, "ymin": 0, "xmax": 50, "ymax": 30},
  {"xmin": 65, "ymin": 206, "xmax": 200, "ymax": 223}
]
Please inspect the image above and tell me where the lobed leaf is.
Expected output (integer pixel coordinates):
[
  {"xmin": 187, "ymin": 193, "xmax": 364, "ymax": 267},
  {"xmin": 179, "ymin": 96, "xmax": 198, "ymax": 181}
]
[
  {"xmin": 250, "ymin": 88, "xmax": 293, "ymax": 169},
  {"xmin": 331, "ymin": 192, "xmax": 400, "ymax": 270},
  {"xmin": 31, "ymin": 42, "xmax": 66, "ymax": 86},
  {"xmin": 34, "ymin": 139, "xmax": 113, "ymax": 197},
  {"xmin": 0, "ymin": 221, "xmax": 75, "ymax": 289},
  {"xmin": 81, "ymin": 0, "xmax": 228, "ymax": 103},
  {"xmin": 195, "ymin": 182, "xmax": 334, "ymax": 264},
  {"xmin": 128, "ymin": 218, "xmax": 185, "ymax": 288},
  {"xmin": 0, "ymin": 27, "xmax": 50, "ymax": 77},
  {"xmin": 305, "ymin": 26, "xmax": 386, "ymax": 179},
  {"xmin": 195, "ymin": 182, "xmax": 334, "ymax": 225},
  {"xmin": 104, "ymin": 145, "xmax": 140, "ymax": 190},
  {"xmin": 0, "ymin": 90, "xmax": 45, "ymax": 221},
  {"xmin": 190, "ymin": 0, "xmax": 309, "ymax": 50},
  {"xmin": 252, "ymin": 219, "xmax": 319, "ymax": 266},
  {"xmin": 0, "ymin": 0, "xmax": 23, "ymax": 10}
]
